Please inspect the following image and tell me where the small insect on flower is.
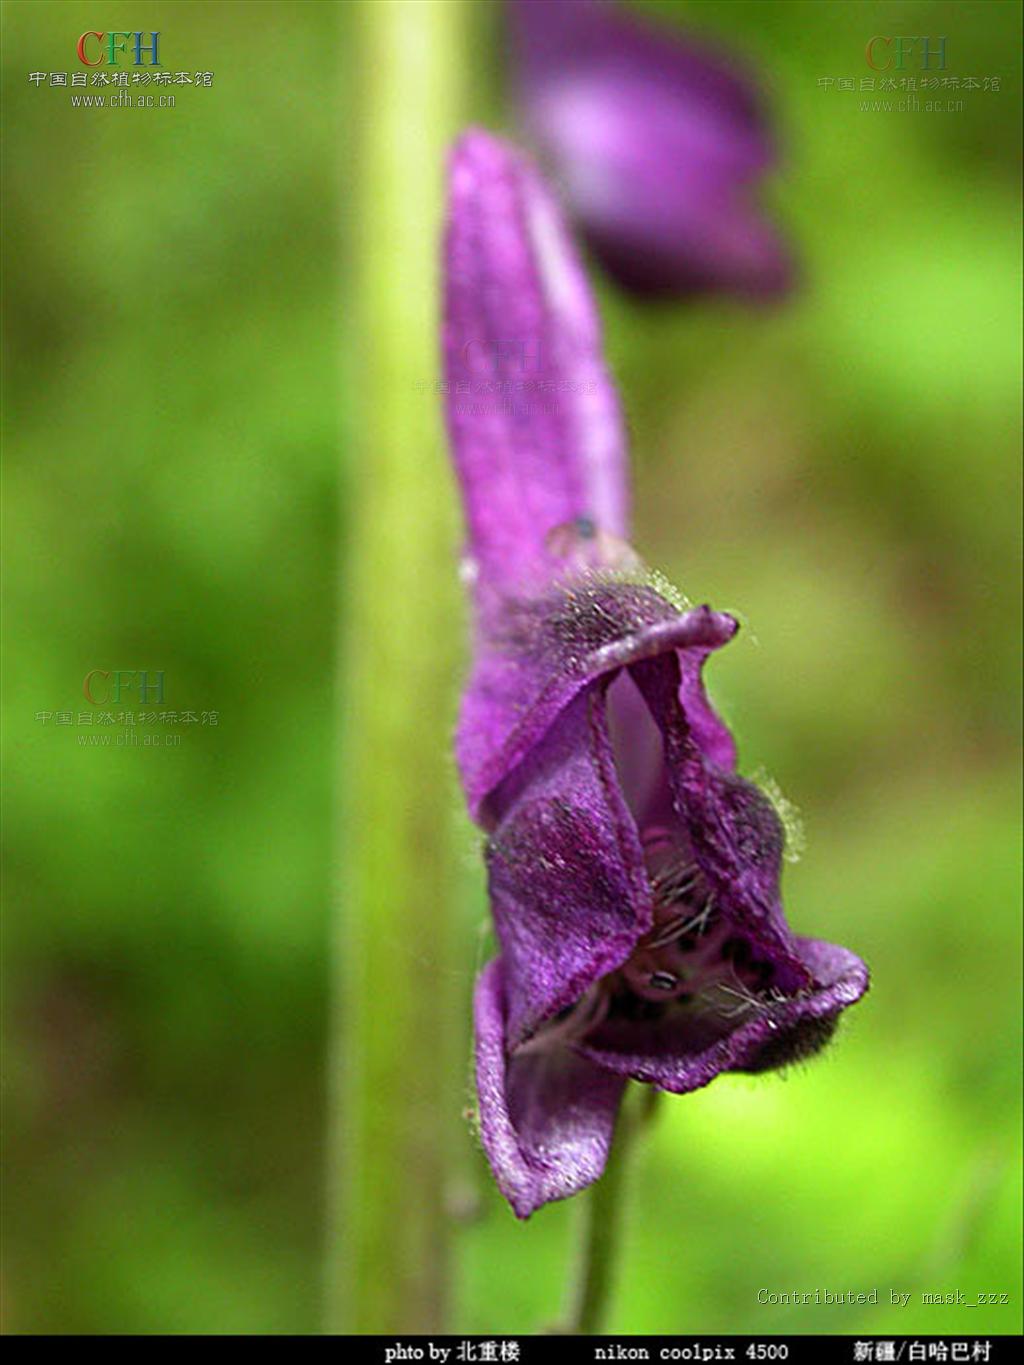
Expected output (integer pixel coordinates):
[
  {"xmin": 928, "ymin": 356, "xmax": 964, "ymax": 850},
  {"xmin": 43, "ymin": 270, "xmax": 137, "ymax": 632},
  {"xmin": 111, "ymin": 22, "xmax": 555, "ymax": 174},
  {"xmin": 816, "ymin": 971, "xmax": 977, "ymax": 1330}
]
[{"xmin": 443, "ymin": 130, "xmax": 867, "ymax": 1219}]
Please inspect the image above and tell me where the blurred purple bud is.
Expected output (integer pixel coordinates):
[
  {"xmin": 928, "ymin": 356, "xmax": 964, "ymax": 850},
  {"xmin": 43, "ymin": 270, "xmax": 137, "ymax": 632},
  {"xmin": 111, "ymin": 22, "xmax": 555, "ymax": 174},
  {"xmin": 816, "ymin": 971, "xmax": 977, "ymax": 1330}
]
[{"xmin": 509, "ymin": 0, "xmax": 794, "ymax": 298}]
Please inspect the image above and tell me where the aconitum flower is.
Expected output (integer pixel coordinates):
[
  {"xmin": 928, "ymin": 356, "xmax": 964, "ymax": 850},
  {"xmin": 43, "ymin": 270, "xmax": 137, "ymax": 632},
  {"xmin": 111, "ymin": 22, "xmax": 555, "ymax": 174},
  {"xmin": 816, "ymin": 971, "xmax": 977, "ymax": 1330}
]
[
  {"xmin": 507, "ymin": 0, "xmax": 792, "ymax": 297},
  {"xmin": 443, "ymin": 130, "xmax": 867, "ymax": 1219}
]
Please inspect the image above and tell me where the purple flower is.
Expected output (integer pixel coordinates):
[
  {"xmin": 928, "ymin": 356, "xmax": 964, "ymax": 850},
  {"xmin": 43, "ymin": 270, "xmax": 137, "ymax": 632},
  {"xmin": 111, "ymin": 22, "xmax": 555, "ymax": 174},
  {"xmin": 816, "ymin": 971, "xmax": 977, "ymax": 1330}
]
[
  {"xmin": 507, "ymin": 0, "xmax": 792, "ymax": 297},
  {"xmin": 443, "ymin": 130, "xmax": 866, "ymax": 1219}
]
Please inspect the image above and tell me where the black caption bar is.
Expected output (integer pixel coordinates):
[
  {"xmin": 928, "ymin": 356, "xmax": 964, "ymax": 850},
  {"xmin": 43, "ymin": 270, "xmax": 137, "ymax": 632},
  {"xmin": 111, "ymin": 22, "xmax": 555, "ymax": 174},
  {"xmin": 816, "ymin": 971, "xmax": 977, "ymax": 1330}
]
[
  {"xmin": 283, "ymin": 1337, "xmax": 1019, "ymax": 1362},
  {"xmin": 359, "ymin": 1338, "xmax": 1019, "ymax": 1365},
  {"xmin": 16, "ymin": 1336, "xmax": 1023, "ymax": 1355}
]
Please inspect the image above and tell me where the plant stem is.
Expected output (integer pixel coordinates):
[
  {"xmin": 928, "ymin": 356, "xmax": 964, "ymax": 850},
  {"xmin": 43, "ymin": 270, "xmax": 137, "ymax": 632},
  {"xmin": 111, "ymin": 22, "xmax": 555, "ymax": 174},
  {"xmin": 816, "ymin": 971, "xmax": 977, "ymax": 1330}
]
[
  {"xmin": 569, "ymin": 1134, "xmax": 630, "ymax": 1334},
  {"xmin": 563, "ymin": 1086, "xmax": 659, "ymax": 1334},
  {"xmin": 326, "ymin": 0, "xmax": 467, "ymax": 1334}
]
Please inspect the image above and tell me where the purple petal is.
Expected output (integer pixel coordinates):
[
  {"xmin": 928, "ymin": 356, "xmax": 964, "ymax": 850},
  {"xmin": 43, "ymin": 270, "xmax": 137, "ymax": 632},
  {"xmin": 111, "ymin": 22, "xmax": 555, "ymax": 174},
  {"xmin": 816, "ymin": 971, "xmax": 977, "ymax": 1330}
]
[
  {"xmin": 605, "ymin": 655, "xmax": 735, "ymax": 841},
  {"xmin": 630, "ymin": 653, "xmax": 803, "ymax": 976},
  {"xmin": 674, "ymin": 643, "xmax": 737, "ymax": 771},
  {"xmin": 443, "ymin": 130, "xmax": 629, "ymax": 599},
  {"xmin": 474, "ymin": 959, "xmax": 628, "ymax": 1218},
  {"xmin": 486, "ymin": 678, "xmax": 651, "ymax": 1047},
  {"xmin": 568, "ymin": 653, "xmax": 870, "ymax": 1089},
  {"xmin": 575, "ymin": 937, "xmax": 869, "ymax": 1092},
  {"xmin": 458, "ymin": 574, "xmax": 738, "ymax": 821},
  {"xmin": 509, "ymin": 0, "xmax": 792, "ymax": 298}
]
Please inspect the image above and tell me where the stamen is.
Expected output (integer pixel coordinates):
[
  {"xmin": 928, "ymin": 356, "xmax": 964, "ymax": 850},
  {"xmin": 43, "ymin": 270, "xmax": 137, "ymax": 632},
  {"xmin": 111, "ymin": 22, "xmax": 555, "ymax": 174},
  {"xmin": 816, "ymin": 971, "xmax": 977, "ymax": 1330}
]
[
  {"xmin": 646, "ymin": 914, "xmax": 691, "ymax": 949},
  {"xmin": 651, "ymin": 864, "xmax": 700, "ymax": 903},
  {"xmin": 713, "ymin": 981, "xmax": 772, "ymax": 1018},
  {"xmin": 676, "ymin": 895, "xmax": 715, "ymax": 938}
]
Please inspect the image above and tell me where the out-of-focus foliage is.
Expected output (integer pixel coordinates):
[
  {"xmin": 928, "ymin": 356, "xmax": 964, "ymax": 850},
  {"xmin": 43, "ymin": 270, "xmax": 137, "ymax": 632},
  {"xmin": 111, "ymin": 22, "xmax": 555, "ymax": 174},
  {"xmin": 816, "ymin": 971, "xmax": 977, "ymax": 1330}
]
[{"xmin": 3, "ymin": 0, "xmax": 1020, "ymax": 1335}]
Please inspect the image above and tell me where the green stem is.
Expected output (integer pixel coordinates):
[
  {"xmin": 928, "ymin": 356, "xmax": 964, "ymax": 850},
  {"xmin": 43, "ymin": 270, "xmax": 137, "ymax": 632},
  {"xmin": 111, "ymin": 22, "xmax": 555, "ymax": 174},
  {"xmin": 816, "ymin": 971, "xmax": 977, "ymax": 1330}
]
[
  {"xmin": 326, "ymin": 0, "xmax": 467, "ymax": 1334},
  {"xmin": 563, "ymin": 1087, "xmax": 660, "ymax": 1334},
  {"xmin": 569, "ymin": 1136, "xmax": 630, "ymax": 1334}
]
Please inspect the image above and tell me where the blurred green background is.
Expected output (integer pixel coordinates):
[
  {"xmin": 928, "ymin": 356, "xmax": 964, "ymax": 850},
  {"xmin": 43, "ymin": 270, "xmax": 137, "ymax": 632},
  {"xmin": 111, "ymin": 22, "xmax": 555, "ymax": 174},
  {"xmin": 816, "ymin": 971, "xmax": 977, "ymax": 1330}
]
[{"xmin": 2, "ymin": 0, "xmax": 1020, "ymax": 1336}]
